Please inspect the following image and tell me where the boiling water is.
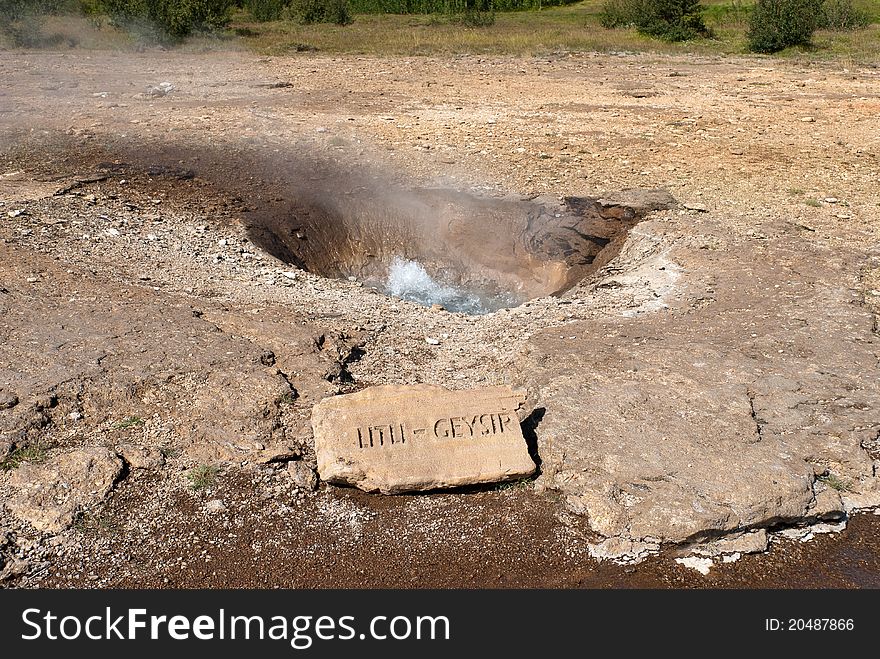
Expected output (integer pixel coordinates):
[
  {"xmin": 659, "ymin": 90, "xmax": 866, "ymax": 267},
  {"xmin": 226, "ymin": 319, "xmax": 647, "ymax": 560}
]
[{"xmin": 381, "ymin": 257, "xmax": 516, "ymax": 315}]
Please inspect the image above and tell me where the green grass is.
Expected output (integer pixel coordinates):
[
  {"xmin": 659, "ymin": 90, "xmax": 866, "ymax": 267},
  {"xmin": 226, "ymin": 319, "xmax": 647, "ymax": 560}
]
[
  {"xmin": 818, "ymin": 472, "xmax": 852, "ymax": 492},
  {"xmin": 159, "ymin": 445, "xmax": 181, "ymax": 459},
  {"xmin": 232, "ymin": 0, "xmax": 880, "ymax": 60},
  {"xmin": 494, "ymin": 476, "xmax": 536, "ymax": 491},
  {"xmin": 114, "ymin": 415, "xmax": 145, "ymax": 429},
  {"xmin": 188, "ymin": 464, "xmax": 220, "ymax": 490},
  {"xmin": 805, "ymin": 198, "xmax": 822, "ymax": 207},
  {"xmin": 2, "ymin": 2, "xmax": 877, "ymax": 61},
  {"xmin": 73, "ymin": 510, "xmax": 115, "ymax": 533},
  {"xmin": 0, "ymin": 444, "xmax": 48, "ymax": 471}
]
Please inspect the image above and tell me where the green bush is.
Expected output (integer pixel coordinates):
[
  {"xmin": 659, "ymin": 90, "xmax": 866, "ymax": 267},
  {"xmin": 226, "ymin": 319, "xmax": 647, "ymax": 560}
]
[
  {"xmin": 819, "ymin": 0, "xmax": 870, "ymax": 30},
  {"xmin": 346, "ymin": 0, "xmax": 572, "ymax": 11},
  {"xmin": 747, "ymin": 0, "xmax": 823, "ymax": 53},
  {"xmin": 600, "ymin": 0, "xmax": 710, "ymax": 41},
  {"xmin": 460, "ymin": 9, "xmax": 495, "ymax": 25},
  {"xmin": 600, "ymin": 0, "xmax": 640, "ymax": 28},
  {"xmin": 0, "ymin": 0, "xmax": 74, "ymax": 47},
  {"xmin": 289, "ymin": 0, "xmax": 352, "ymax": 24},
  {"xmin": 98, "ymin": 0, "xmax": 235, "ymax": 41},
  {"xmin": 246, "ymin": 0, "xmax": 290, "ymax": 21}
]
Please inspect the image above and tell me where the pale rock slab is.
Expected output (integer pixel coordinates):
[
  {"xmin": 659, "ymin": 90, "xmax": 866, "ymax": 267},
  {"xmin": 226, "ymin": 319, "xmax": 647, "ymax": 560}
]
[
  {"xmin": 312, "ymin": 384, "xmax": 536, "ymax": 493},
  {"xmin": 6, "ymin": 447, "xmax": 123, "ymax": 533}
]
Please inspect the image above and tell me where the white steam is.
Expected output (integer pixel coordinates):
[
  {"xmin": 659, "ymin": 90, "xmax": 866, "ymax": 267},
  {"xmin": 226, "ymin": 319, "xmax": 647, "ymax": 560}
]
[{"xmin": 384, "ymin": 257, "xmax": 505, "ymax": 315}]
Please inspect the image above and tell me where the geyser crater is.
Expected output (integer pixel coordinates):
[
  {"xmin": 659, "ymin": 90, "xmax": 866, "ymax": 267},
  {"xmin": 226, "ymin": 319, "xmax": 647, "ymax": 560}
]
[{"xmin": 245, "ymin": 185, "xmax": 671, "ymax": 314}]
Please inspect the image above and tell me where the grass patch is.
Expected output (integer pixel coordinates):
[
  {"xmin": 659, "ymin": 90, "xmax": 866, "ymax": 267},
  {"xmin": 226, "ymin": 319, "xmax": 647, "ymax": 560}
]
[
  {"xmin": 188, "ymin": 464, "xmax": 220, "ymax": 490},
  {"xmin": 278, "ymin": 391, "xmax": 297, "ymax": 405},
  {"xmin": 230, "ymin": 0, "xmax": 880, "ymax": 60},
  {"xmin": 818, "ymin": 472, "xmax": 852, "ymax": 491},
  {"xmin": 495, "ymin": 476, "xmax": 536, "ymax": 491},
  {"xmin": 0, "ymin": 1, "xmax": 877, "ymax": 60},
  {"xmin": 805, "ymin": 198, "xmax": 822, "ymax": 207},
  {"xmin": 159, "ymin": 445, "xmax": 181, "ymax": 459},
  {"xmin": 114, "ymin": 415, "xmax": 145, "ymax": 429},
  {"xmin": 0, "ymin": 444, "xmax": 48, "ymax": 471},
  {"xmin": 72, "ymin": 510, "xmax": 115, "ymax": 533}
]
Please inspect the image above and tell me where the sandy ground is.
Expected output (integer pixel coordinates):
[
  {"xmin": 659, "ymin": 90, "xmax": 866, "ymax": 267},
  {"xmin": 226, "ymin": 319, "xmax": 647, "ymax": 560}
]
[{"xmin": 0, "ymin": 48, "xmax": 879, "ymax": 587}]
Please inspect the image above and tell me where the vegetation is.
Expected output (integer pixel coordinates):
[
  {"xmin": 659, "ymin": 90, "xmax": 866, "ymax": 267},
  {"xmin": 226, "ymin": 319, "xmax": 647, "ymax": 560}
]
[
  {"xmin": 0, "ymin": 0, "xmax": 877, "ymax": 61},
  {"xmin": 188, "ymin": 464, "xmax": 220, "ymax": 490},
  {"xmin": 0, "ymin": 444, "xmax": 48, "ymax": 471},
  {"xmin": 245, "ymin": 0, "xmax": 289, "ymax": 21},
  {"xmin": 601, "ymin": 0, "xmax": 711, "ymax": 41},
  {"xmin": 820, "ymin": 0, "xmax": 870, "ymax": 29},
  {"xmin": 747, "ymin": 0, "xmax": 822, "ymax": 52},
  {"xmin": 289, "ymin": 0, "xmax": 353, "ymax": 24},
  {"xmin": 114, "ymin": 415, "xmax": 146, "ymax": 429},
  {"xmin": 818, "ymin": 472, "xmax": 852, "ymax": 492},
  {"xmin": 97, "ymin": 0, "xmax": 236, "ymax": 40}
]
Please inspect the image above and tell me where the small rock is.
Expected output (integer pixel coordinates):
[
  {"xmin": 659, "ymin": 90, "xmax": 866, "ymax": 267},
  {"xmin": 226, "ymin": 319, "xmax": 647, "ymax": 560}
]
[
  {"xmin": 0, "ymin": 391, "xmax": 19, "ymax": 410},
  {"xmin": 6, "ymin": 447, "xmax": 123, "ymax": 533},
  {"xmin": 7, "ymin": 209, "xmax": 25, "ymax": 218},
  {"xmin": 683, "ymin": 202, "xmax": 709, "ymax": 212},
  {"xmin": 431, "ymin": 304, "xmax": 445, "ymax": 311},
  {"xmin": 693, "ymin": 529, "xmax": 768, "ymax": 557},
  {"xmin": 281, "ymin": 271, "xmax": 298, "ymax": 280},
  {"xmin": 26, "ymin": 276, "xmax": 40, "ymax": 283},
  {"xmin": 675, "ymin": 556, "xmax": 713, "ymax": 575},
  {"xmin": 824, "ymin": 197, "xmax": 838, "ymax": 203},
  {"xmin": 729, "ymin": 148, "xmax": 744, "ymax": 156},
  {"xmin": 588, "ymin": 537, "xmax": 659, "ymax": 562},
  {"xmin": 722, "ymin": 552, "xmax": 741, "ymax": 564},
  {"xmin": 0, "ymin": 558, "xmax": 29, "ymax": 581},
  {"xmin": 68, "ymin": 411, "xmax": 83, "ymax": 421},
  {"xmin": 800, "ymin": 116, "xmax": 816, "ymax": 122},
  {"xmin": 33, "ymin": 394, "xmax": 57, "ymax": 410},
  {"xmin": 287, "ymin": 461, "xmax": 318, "ymax": 491},
  {"xmin": 147, "ymin": 82, "xmax": 174, "ymax": 97},
  {"xmin": 811, "ymin": 488, "xmax": 845, "ymax": 519},
  {"xmin": 260, "ymin": 350, "xmax": 276, "ymax": 367},
  {"xmin": 103, "ymin": 228, "xmax": 120, "ymax": 237},
  {"xmin": 205, "ymin": 499, "xmax": 227, "ymax": 514},
  {"xmin": 117, "ymin": 444, "xmax": 165, "ymax": 470},
  {"xmin": 425, "ymin": 337, "xmax": 441, "ymax": 345}
]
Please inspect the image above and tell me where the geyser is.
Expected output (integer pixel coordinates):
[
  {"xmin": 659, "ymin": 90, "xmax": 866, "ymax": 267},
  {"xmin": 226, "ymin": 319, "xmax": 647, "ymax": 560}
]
[
  {"xmin": 381, "ymin": 257, "xmax": 518, "ymax": 315},
  {"xmin": 245, "ymin": 183, "xmax": 656, "ymax": 314}
]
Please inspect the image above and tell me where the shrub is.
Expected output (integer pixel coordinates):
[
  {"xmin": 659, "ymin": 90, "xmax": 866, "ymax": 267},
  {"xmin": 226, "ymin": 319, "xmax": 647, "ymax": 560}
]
[
  {"xmin": 188, "ymin": 464, "xmax": 220, "ymax": 490},
  {"xmin": 819, "ymin": 0, "xmax": 870, "ymax": 30},
  {"xmin": 288, "ymin": 0, "xmax": 352, "ymax": 24},
  {"xmin": 747, "ymin": 0, "xmax": 823, "ymax": 53},
  {"xmin": 98, "ymin": 0, "xmax": 235, "ymax": 41},
  {"xmin": 245, "ymin": 0, "xmax": 290, "ymax": 21},
  {"xmin": 600, "ymin": 0, "xmax": 710, "ymax": 41},
  {"xmin": 600, "ymin": 0, "xmax": 642, "ymax": 28},
  {"xmin": 460, "ymin": 9, "xmax": 495, "ymax": 25}
]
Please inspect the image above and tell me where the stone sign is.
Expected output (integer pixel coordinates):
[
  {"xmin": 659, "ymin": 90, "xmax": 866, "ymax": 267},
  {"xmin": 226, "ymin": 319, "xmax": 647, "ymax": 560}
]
[{"xmin": 312, "ymin": 384, "xmax": 536, "ymax": 493}]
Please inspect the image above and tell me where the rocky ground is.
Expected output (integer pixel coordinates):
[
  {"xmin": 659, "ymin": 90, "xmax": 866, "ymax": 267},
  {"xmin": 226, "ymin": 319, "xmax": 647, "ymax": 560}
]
[{"xmin": 0, "ymin": 48, "xmax": 879, "ymax": 587}]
